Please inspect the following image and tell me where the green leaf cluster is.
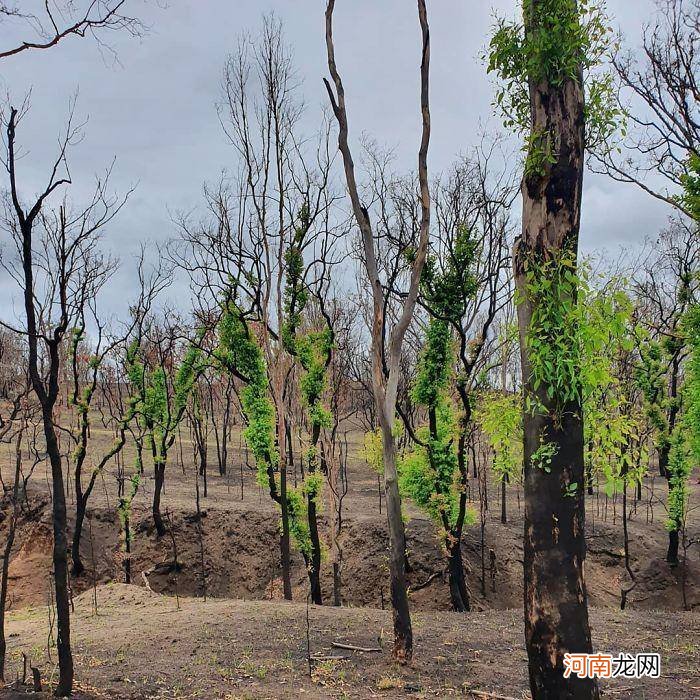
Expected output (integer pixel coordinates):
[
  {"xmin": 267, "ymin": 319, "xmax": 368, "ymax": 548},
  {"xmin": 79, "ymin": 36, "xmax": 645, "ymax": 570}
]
[
  {"xmin": 412, "ymin": 320, "xmax": 453, "ymax": 408},
  {"xmin": 664, "ymin": 304, "xmax": 700, "ymax": 532},
  {"xmin": 281, "ymin": 204, "xmax": 310, "ymax": 355},
  {"xmin": 421, "ymin": 225, "xmax": 479, "ymax": 323},
  {"xmin": 475, "ymin": 391, "xmax": 523, "ymax": 484},
  {"xmin": 399, "ymin": 400, "xmax": 468, "ymax": 529},
  {"xmin": 298, "ymin": 329, "xmax": 333, "ymax": 431},
  {"xmin": 530, "ymin": 437, "xmax": 559, "ymax": 472},
  {"xmin": 399, "ymin": 319, "xmax": 472, "ymax": 529},
  {"xmin": 677, "ymin": 153, "xmax": 700, "ymax": 222},
  {"xmin": 362, "ymin": 422, "xmax": 404, "ymax": 475},
  {"xmin": 520, "ymin": 252, "xmax": 583, "ymax": 411},
  {"xmin": 217, "ymin": 301, "xmax": 278, "ymax": 485},
  {"xmin": 487, "ymin": 0, "xmax": 621, "ymax": 170}
]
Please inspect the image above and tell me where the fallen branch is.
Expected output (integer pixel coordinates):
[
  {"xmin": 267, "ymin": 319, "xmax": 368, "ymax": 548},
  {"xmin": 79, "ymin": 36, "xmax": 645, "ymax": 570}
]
[
  {"xmin": 311, "ymin": 654, "xmax": 351, "ymax": 661},
  {"xmin": 331, "ymin": 642, "xmax": 381, "ymax": 653},
  {"xmin": 410, "ymin": 571, "xmax": 441, "ymax": 592}
]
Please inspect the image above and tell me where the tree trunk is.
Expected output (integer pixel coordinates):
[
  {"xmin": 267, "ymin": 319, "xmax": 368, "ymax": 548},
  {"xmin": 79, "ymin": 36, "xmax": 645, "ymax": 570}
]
[
  {"xmin": 381, "ymin": 427, "xmax": 412, "ymax": 661},
  {"xmin": 307, "ymin": 496, "xmax": 323, "ymax": 605},
  {"xmin": 333, "ymin": 562, "xmax": 341, "ymax": 607},
  {"xmin": 501, "ymin": 477, "xmax": 507, "ymax": 524},
  {"xmin": 43, "ymin": 407, "xmax": 74, "ymax": 696},
  {"xmin": 123, "ymin": 510, "xmax": 132, "ymax": 584},
  {"xmin": 447, "ymin": 537, "xmax": 470, "ymax": 612},
  {"xmin": 658, "ymin": 446, "xmax": 680, "ymax": 565},
  {"xmin": 153, "ymin": 462, "xmax": 166, "ymax": 537},
  {"xmin": 517, "ymin": 369, "xmax": 596, "ymax": 698},
  {"xmin": 515, "ymin": 3, "xmax": 596, "ymax": 694},
  {"xmin": 306, "ymin": 422, "xmax": 323, "ymax": 605},
  {"xmin": 667, "ymin": 529, "xmax": 680, "ymax": 566},
  {"xmin": 199, "ymin": 443, "xmax": 208, "ymax": 499},
  {"xmin": 71, "ymin": 500, "xmax": 87, "ymax": 577},
  {"xmin": 279, "ymin": 457, "xmax": 293, "ymax": 601}
]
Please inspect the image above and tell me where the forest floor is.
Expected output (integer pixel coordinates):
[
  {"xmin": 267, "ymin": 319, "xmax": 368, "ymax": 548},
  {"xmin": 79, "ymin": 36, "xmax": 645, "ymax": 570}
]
[
  {"xmin": 1, "ymin": 417, "xmax": 699, "ymax": 697},
  {"xmin": 2, "ymin": 584, "xmax": 700, "ymax": 699}
]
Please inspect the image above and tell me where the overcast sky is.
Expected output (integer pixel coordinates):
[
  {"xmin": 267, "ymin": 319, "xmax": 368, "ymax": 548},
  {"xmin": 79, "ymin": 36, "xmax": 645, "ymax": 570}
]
[{"xmin": 0, "ymin": 0, "xmax": 673, "ymax": 321}]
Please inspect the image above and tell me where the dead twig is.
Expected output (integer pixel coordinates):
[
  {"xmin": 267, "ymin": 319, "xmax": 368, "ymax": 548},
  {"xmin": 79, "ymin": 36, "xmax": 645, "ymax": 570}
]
[{"xmin": 331, "ymin": 641, "xmax": 381, "ymax": 653}]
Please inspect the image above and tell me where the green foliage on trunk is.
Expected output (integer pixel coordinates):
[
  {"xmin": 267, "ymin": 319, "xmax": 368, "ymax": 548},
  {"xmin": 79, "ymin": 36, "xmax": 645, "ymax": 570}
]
[
  {"xmin": 686, "ymin": 305, "xmax": 700, "ymax": 462},
  {"xmin": 217, "ymin": 294, "xmax": 317, "ymax": 558},
  {"xmin": 281, "ymin": 204, "xmax": 310, "ymax": 355},
  {"xmin": 487, "ymin": 0, "xmax": 620, "ymax": 171},
  {"xmin": 420, "ymin": 225, "xmax": 478, "ymax": 324},
  {"xmin": 399, "ymin": 319, "xmax": 474, "ymax": 530},
  {"xmin": 519, "ymin": 252, "xmax": 582, "ymax": 413},
  {"xmin": 217, "ymin": 300, "xmax": 278, "ymax": 483},
  {"xmin": 297, "ymin": 329, "xmax": 333, "ymax": 433}
]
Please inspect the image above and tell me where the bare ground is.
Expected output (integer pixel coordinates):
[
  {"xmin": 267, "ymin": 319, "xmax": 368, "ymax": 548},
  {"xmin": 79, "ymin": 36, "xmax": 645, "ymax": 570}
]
[
  {"xmin": 1, "ymin": 421, "xmax": 699, "ymax": 698},
  {"xmin": 2, "ymin": 584, "xmax": 700, "ymax": 699}
]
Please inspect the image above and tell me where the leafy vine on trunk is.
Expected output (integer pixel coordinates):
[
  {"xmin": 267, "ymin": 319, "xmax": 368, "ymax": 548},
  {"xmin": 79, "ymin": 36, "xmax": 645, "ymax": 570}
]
[
  {"xmin": 217, "ymin": 296, "xmax": 312, "ymax": 568},
  {"xmin": 280, "ymin": 205, "xmax": 334, "ymax": 604},
  {"xmin": 400, "ymin": 318, "xmax": 475, "ymax": 612},
  {"xmin": 487, "ymin": 0, "xmax": 619, "ymax": 696}
]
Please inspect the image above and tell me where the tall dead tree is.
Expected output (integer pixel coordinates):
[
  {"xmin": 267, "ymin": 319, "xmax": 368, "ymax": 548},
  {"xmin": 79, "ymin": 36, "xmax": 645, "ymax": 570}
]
[
  {"xmin": 1, "ymin": 102, "xmax": 128, "ymax": 696},
  {"xmin": 324, "ymin": 0, "xmax": 431, "ymax": 662}
]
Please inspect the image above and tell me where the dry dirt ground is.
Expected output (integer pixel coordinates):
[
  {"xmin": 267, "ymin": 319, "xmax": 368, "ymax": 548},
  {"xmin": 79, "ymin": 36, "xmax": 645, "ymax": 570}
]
[
  {"xmin": 1, "ymin": 418, "xmax": 699, "ymax": 697},
  {"xmin": 2, "ymin": 584, "xmax": 700, "ymax": 699}
]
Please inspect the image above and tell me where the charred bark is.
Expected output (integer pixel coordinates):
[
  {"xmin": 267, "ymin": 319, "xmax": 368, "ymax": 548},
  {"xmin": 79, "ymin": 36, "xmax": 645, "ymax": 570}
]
[{"xmin": 514, "ymin": 5, "xmax": 597, "ymax": 695}]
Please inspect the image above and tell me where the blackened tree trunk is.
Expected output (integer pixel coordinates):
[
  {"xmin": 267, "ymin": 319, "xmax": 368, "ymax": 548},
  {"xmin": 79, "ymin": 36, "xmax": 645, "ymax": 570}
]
[
  {"xmin": 220, "ymin": 378, "xmax": 232, "ymax": 475},
  {"xmin": 659, "ymin": 435, "xmax": 680, "ymax": 564},
  {"xmin": 11, "ymin": 123, "xmax": 74, "ymax": 694},
  {"xmin": 306, "ymin": 423, "xmax": 324, "ymax": 605},
  {"xmin": 661, "ymin": 354, "xmax": 681, "ymax": 565},
  {"xmin": 72, "ymin": 503, "xmax": 87, "ymax": 576},
  {"xmin": 514, "ymin": 3, "xmax": 597, "ymax": 697},
  {"xmin": 279, "ymin": 461, "xmax": 293, "ymax": 600},
  {"xmin": 446, "ymin": 537, "xmax": 470, "ymax": 612},
  {"xmin": 501, "ymin": 476, "xmax": 507, "ymax": 524},
  {"xmin": 450, "ymin": 407, "xmax": 472, "ymax": 613},
  {"xmin": 153, "ymin": 460, "xmax": 166, "ymax": 537},
  {"xmin": 123, "ymin": 510, "xmax": 132, "ymax": 584},
  {"xmin": 41, "ymin": 402, "xmax": 74, "ymax": 695},
  {"xmin": 306, "ymin": 502, "xmax": 323, "ymax": 604}
]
